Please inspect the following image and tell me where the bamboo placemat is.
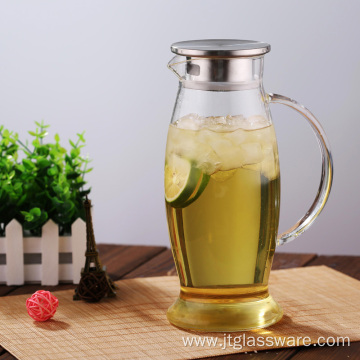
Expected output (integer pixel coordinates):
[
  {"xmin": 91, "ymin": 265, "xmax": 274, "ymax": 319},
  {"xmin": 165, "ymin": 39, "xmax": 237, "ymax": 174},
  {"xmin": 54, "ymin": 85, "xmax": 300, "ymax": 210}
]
[{"xmin": 0, "ymin": 266, "xmax": 359, "ymax": 360}]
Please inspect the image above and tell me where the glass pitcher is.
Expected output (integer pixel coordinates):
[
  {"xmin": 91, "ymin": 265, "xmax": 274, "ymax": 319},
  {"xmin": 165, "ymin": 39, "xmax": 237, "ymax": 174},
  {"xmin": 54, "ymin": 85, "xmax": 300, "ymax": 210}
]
[{"xmin": 164, "ymin": 39, "xmax": 333, "ymax": 332}]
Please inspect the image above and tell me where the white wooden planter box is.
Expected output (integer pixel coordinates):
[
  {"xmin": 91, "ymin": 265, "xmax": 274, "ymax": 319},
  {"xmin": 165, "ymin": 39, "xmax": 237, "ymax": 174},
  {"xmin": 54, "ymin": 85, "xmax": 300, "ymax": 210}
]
[{"xmin": 0, "ymin": 218, "xmax": 86, "ymax": 286}]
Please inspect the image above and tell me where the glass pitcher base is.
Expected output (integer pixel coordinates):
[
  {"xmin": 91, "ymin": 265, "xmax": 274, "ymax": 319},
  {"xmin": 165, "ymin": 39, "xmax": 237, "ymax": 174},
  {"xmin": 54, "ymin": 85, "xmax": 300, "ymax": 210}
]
[{"xmin": 167, "ymin": 295, "xmax": 283, "ymax": 332}]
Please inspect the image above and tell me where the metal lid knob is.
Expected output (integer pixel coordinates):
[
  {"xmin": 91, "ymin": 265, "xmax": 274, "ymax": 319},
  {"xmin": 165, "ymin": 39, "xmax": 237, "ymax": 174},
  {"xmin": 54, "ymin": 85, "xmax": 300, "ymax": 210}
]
[{"xmin": 171, "ymin": 39, "xmax": 270, "ymax": 58}]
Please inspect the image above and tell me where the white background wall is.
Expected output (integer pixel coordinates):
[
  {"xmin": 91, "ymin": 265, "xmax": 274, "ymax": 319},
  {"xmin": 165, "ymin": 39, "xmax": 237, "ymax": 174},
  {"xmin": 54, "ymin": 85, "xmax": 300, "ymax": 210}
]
[{"xmin": 0, "ymin": 0, "xmax": 358, "ymax": 255}]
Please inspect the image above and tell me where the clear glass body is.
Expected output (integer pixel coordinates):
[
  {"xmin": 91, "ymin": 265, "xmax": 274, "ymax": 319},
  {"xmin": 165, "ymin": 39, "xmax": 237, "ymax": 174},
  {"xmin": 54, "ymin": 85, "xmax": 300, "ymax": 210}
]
[{"xmin": 165, "ymin": 56, "xmax": 333, "ymax": 332}]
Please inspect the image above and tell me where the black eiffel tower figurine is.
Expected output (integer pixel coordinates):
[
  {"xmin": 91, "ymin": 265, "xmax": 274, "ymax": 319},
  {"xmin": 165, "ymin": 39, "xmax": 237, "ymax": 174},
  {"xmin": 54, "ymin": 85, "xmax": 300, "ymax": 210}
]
[{"xmin": 74, "ymin": 196, "xmax": 116, "ymax": 302}]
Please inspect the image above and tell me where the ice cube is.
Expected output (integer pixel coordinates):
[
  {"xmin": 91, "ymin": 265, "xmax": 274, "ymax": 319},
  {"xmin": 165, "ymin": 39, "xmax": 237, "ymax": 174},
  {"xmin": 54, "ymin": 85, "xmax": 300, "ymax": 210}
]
[
  {"xmin": 240, "ymin": 143, "xmax": 263, "ymax": 165},
  {"xmin": 224, "ymin": 128, "xmax": 247, "ymax": 145},
  {"xmin": 211, "ymin": 138, "xmax": 234, "ymax": 157},
  {"xmin": 178, "ymin": 132, "xmax": 210, "ymax": 159},
  {"xmin": 197, "ymin": 128, "xmax": 219, "ymax": 144},
  {"xmin": 246, "ymin": 115, "xmax": 270, "ymax": 130},
  {"xmin": 209, "ymin": 137, "xmax": 244, "ymax": 170},
  {"xmin": 251, "ymin": 125, "xmax": 276, "ymax": 147},
  {"xmin": 197, "ymin": 152, "xmax": 221, "ymax": 175},
  {"xmin": 243, "ymin": 163, "xmax": 262, "ymax": 172},
  {"xmin": 176, "ymin": 114, "xmax": 200, "ymax": 130},
  {"xmin": 226, "ymin": 114, "xmax": 246, "ymax": 130},
  {"xmin": 218, "ymin": 147, "xmax": 246, "ymax": 171},
  {"xmin": 261, "ymin": 145, "xmax": 279, "ymax": 180},
  {"xmin": 204, "ymin": 116, "xmax": 229, "ymax": 131}
]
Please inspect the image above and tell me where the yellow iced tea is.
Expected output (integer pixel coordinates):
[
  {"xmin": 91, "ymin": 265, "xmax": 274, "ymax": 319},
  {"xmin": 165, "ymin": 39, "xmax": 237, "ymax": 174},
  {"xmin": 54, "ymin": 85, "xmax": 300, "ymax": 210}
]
[{"xmin": 164, "ymin": 114, "xmax": 281, "ymax": 330}]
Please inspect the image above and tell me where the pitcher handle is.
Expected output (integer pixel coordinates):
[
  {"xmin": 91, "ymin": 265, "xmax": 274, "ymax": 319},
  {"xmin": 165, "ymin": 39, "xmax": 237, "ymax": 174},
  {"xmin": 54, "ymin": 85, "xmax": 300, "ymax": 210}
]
[{"xmin": 267, "ymin": 93, "xmax": 333, "ymax": 246}]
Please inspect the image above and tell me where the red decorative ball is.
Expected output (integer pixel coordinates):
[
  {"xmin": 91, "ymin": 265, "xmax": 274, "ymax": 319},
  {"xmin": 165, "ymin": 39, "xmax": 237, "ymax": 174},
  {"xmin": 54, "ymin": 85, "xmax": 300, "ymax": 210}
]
[{"xmin": 26, "ymin": 290, "xmax": 59, "ymax": 322}]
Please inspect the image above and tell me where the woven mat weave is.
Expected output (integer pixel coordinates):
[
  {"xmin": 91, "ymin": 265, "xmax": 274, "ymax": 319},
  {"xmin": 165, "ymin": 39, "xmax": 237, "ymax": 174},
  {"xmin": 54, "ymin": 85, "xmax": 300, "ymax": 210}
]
[{"xmin": 0, "ymin": 266, "xmax": 359, "ymax": 360}]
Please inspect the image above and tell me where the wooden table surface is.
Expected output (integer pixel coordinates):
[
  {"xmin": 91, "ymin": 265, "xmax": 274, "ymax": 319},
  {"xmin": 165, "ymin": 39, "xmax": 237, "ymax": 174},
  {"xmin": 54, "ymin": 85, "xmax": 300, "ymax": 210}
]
[{"xmin": 0, "ymin": 245, "xmax": 359, "ymax": 360}]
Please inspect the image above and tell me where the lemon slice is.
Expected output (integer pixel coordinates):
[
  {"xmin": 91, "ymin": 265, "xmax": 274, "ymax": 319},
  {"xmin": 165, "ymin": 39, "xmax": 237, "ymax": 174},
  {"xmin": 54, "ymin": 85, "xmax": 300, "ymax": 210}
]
[
  {"xmin": 211, "ymin": 169, "xmax": 237, "ymax": 182},
  {"xmin": 165, "ymin": 155, "xmax": 209, "ymax": 208},
  {"xmin": 182, "ymin": 171, "xmax": 210, "ymax": 207}
]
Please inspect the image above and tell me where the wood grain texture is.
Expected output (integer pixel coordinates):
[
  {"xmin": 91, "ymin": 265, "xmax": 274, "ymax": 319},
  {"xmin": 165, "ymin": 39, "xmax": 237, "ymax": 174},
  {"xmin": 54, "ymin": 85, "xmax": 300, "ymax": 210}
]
[
  {"xmin": 0, "ymin": 286, "xmax": 17, "ymax": 297},
  {"xmin": 203, "ymin": 348, "xmax": 298, "ymax": 360},
  {"xmin": 5, "ymin": 283, "xmax": 77, "ymax": 297},
  {"xmin": 305, "ymin": 255, "xmax": 360, "ymax": 280},
  {"xmin": 272, "ymin": 253, "xmax": 317, "ymax": 270},
  {"xmin": 289, "ymin": 341, "xmax": 360, "ymax": 360},
  {"xmin": 96, "ymin": 244, "xmax": 166, "ymax": 280},
  {"xmin": 0, "ymin": 352, "xmax": 16, "ymax": 360},
  {"xmin": 124, "ymin": 249, "xmax": 175, "ymax": 279}
]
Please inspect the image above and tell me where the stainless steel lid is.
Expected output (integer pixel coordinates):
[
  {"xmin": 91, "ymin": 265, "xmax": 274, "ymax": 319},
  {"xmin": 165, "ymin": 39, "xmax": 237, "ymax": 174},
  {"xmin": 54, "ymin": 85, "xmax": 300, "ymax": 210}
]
[{"xmin": 171, "ymin": 39, "xmax": 270, "ymax": 57}]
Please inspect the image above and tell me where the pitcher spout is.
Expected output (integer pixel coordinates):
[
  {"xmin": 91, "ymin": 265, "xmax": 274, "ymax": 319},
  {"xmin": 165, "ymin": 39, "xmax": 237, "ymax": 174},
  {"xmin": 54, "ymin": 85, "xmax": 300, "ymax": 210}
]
[{"xmin": 167, "ymin": 55, "xmax": 187, "ymax": 81}]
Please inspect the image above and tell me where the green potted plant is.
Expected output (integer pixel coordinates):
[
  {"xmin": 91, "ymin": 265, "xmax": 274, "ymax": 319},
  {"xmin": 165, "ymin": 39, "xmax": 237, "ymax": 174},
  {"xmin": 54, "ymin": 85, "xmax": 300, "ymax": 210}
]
[
  {"xmin": 0, "ymin": 121, "xmax": 92, "ymax": 285},
  {"xmin": 0, "ymin": 121, "xmax": 92, "ymax": 235}
]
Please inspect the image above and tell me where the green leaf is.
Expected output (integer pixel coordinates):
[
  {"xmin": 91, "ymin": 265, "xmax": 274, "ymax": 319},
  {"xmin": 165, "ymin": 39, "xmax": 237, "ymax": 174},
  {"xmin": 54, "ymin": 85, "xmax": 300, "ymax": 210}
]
[
  {"xmin": 47, "ymin": 167, "xmax": 58, "ymax": 176},
  {"xmin": 16, "ymin": 164, "xmax": 25, "ymax": 172},
  {"xmin": 39, "ymin": 211, "xmax": 48, "ymax": 223},
  {"xmin": 54, "ymin": 133, "xmax": 60, "ymax": 142},
  {"xmin": 20, "ymin": 211, "xmax": 34, "ymax": 222},
  {"xmin": 22, "ymin": 159, "xmax": 36, "ymax": 170},
  {"xmin": 51, "ymin": 197, "xmax": 64, "ymax": 205},
  {"xmin": 52, "ymin": 184, "xmax": 64, "ymax": 195},
  {"xmin": 37, "ymin": 158, "xmax": 51, "ymax": 168},
  {"xmin": 70, "ymin": 148, "xmax": 80, "ymax": 159},
  {"xmin": 63, "ymin": 201, "xmax": 75, "ymax": 211},
  {"xmin": 26, "ymin": 214, "xmax": 34, "ymax": 222},
  {"xmin": 32, "ymin": 138, "xmax": 40, "ymax": 147},
  {"xmin": 36, "ymin": 146, "xmax": 50, "ymax": 157},
  {"xmin": 75, "ymin": 180, "xmax": 86, "ymax": 187},
  {"xmin": 13, "ymin": 182, "xmax": 22, "ymax": 190},
  {"xmin": 29, "ymin": 207, "xmax": 41, "ymax": 217},
  {"xmin": 66, "ymin": 171, "xmax": 80, "ymax": 180},
  {"xmin": 28, "ymin": 131, "xmax": 37, "ymax": 136},
  {"xmin": 16, "ymin": 194, "xmax": 26, "ymax": 206},
  {"xmin": 77, "ymin": 131, "xmax": 86, "ymax": 143},
  {"xmin": 80, "ymin": 189, "xmax": 91, "ymax": 196},
  {"xmin": 8, "ymin": 170, "xmax": 15, "ymax": 179}
]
